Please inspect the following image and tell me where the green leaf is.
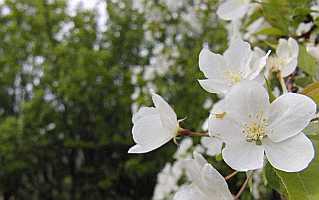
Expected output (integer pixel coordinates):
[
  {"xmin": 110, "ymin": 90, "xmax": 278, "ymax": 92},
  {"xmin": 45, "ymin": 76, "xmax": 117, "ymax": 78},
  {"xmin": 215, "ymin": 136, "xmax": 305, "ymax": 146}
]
[
  {"xmin": 295, "ymin": 76, "xmax": 313, "ymax": 87},
  {"xmin": 265, "ymin": 77, "xmax": 276, "ymax": 103},
  {"xmin": 272, "ymin": 136, "xmax": 319, "ymax": 200},
  {"xmin": 298, "ymin": 45, "xmax": 318, "ymax": 77},
  {"xmin": 264, "ymin": 163, "xmax": 288, "ymax": 196},
  {"xmin": 255, "ymin": 27, "xmax": 286, "ymax": 36},
  {"xmin": 302, "ymin": 82, "xmax": 319, "ymax": 104},
  {"xmin": 262, "ymin": 0, "xmax": 290, "ymax": 34},
  {"xmin": 304, "ymin": 121, "xmax": 319, "ymax": 136}
]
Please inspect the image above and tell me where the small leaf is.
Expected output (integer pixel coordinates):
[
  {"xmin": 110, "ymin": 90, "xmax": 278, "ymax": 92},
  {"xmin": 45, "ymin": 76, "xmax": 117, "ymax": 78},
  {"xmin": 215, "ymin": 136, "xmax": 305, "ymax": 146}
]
[
  {"xmin": 298, "ymin": 45, "xmax": 318, "ymax": 77},
  {"xmin": 261, "ymin": 0, "xmax": 290, "ymax": 34},
  {"xmin": 302, "ymin": 82, "xmax": 319, "ymax": 104},
  {"xmin": 255, "ymin": 27, "xmax": 285, "ymax": 36},
  {"xmin": 295, "ymin": 76, "xmax": 313, "ymax": 87},
  {"xmin": 264, "ymin": 163, "xmax": 288, "ymax": 196},
  {"xmin": 265, "ymin": 77, "xmax": 276, "ymax": 103},
  {"xmin": 303, "ymin": 121, "xmax": 319, "ymax": 136}
]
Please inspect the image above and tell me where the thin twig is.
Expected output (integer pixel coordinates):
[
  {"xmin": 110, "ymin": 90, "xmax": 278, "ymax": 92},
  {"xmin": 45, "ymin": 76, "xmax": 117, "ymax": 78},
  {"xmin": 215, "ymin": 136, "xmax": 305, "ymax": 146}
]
[
  {"xmin": 225, "ymin": 171, "xmax": 238, "ymax": 181},
  {"xmin": 234, "ymin": 174, "xmax": 252, "ymax": 200},
  {"xmin": 177, "ymin": 128, "xmax": 209, "ymax": 137}
]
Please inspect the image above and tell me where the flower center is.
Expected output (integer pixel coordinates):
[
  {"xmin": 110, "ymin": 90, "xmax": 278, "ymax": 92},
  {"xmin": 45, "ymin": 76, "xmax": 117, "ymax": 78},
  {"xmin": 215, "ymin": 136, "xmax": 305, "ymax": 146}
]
[
  {"xmin": 224, "ymin": 70, "xmax": 242, "ymax": 85},
  {"xmin": 242, "ymin": 113, "xmax": 268, "ymax": 144}
]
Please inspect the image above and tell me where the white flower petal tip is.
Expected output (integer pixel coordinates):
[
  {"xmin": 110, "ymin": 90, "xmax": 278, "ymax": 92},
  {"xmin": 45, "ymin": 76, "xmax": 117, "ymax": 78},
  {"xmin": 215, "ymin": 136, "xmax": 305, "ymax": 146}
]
[
  {"xmin": 198, "ymin": 38, "xmax": 267, "ymax": 95},
  {"xmin": 217, "ymin": 0, "xmax": 251, "ymax": 21},
  {"xmin": 174, "ymin": 152, "xmax": 233, "ymax": 200},
  {"xmin": 128, "ymin": 93, "xmax": 179, "ymax": 154},
  {"xmin": 267, "ymin": 93, "xmax": 316, "ymax": 142},
  {"xmin": 201, "ymin": 137, "xmax": 223, "ymax": 156},
  {"xmin": 209, "ymin": 81, "xmax": 316, "ymax": 172},
  {"xmin": 264, "ymin": 133, "xmax": 315, "ymax": 172}
]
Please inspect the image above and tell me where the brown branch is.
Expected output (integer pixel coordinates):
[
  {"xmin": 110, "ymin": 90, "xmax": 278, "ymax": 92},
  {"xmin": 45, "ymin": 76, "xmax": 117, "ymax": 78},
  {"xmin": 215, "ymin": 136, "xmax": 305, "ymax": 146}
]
[
  {"xmin": 177, "ymin": 128, "xmax": 208, "ymax": 137},
  {"xmin": 225, "ymin": 171, "xmax": 238, "ymax": 181},
  {"xmin": 234, "ymin": 174, "xmax": 252, "ymax": 200}
]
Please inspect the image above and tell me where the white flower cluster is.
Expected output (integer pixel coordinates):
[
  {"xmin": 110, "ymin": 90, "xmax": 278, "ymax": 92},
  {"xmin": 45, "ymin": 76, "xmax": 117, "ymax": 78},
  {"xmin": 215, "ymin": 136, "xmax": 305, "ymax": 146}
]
[{"xmin": 128, "ymin": 0, "xmax": 318, "ymax": 199}]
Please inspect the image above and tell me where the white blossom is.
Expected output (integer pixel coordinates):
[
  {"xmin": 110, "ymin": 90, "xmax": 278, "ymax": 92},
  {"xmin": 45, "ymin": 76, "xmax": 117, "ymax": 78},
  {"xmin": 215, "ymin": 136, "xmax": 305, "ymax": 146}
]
[
  {"xmin": 296, "ymin": 22, "xmax": 313, "ymax": 36},
  {"xmin": 217, "ymin": 0, "xmax": 251, "ymax": 21},
  {"xmin": 266, "ymin": 38, "xmax": 299, "ymax": 77},
  {"xmin": 201, "ymin": 101, "xmax": 225, "ymax": 156},
  {"xmin": 307, "ymin": 43, "xmax": 319, "ymax": 61},
  {"xmin": 244, "ymin": 17, "xmax": 270, "ymax": 43},
  {"xmin": 174, "ymin": 138, "xmax": 193, "ymax": 159},
  {"xmin": 173, "ymin": 152, "xmax": 233, "ymax": 200},
  {"xmin": 128, "ymin": 93, "xmax": 179, "ymax": 153},
  {"xmin": 210, "ymin": 81, "xmax": 316, "ymax": 172},
  {"xmin": 153, "ymin": 163, "xmax": 179, "ymax": 200},
  {"xmin": 311, "ymin": 3, "xmax": 319, "ymax": 20},
  {"xmin": 198, "ymin": 38, "xmax": 269, "ymax": 95},
  {"xmin": 201, "ymin": 137, "xmax": 223, "ymax": 156}
]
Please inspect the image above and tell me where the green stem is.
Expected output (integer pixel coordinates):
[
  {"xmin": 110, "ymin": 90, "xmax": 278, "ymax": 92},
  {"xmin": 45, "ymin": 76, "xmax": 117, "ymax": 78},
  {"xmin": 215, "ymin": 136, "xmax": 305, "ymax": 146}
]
[{"xmin": 278, "ymin": 73, "xmax": 288, "ymax": 93}]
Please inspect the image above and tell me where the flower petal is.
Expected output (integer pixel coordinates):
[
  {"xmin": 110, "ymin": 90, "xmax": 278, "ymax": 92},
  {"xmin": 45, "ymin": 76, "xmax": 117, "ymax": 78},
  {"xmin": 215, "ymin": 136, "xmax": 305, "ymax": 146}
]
[
  {"xmin": 264, "ymin": 133, "xmax": 314, "ymax": 172},
  {"xmin": 267, "ymin": 93, "xmax": 316, "ymax": 142},
  {"xmin": 224, "ymin": 38, "xmax": 252, "ymax": 74},
  {"xmin": 201, "ymin": 137, "xmax": 223, "ymax": 156},
  {"xmin": 173, "ymin": 185, "xmax": 206, "ymax": 200},
  {"xmin": 288, "ymin": 37, "xmax": 299, "ymax": 58},
  {"xmin": 277, "ymin": 38, "xmax": 298, "ymax": 58},
  {"xmin": 201, "ymin": 164, "xmax": 233, "ymax": 200},
  {"xmin": 184, "ymin": 152, "xmax": 207, "ymax": 186},
  {"xmin": 152, "ymin": 93, "xmax": 178, "ymax": 131},
  {"xmin": 280, "ymin": 57, "xmax": 298, "ymax": 77},
  {"xmin": 222, "ymin": 141, "xmax": 265, "ymax": 171},
  {"xmin": 199, "ymin": 48, "xmax": 227, "ymax": 79},
  {"xmin": 225, "ymin": 81, "xmax": 270, "ymax": 124},
  {"xmin": 198, "ymin": 79, "xmax": 229, "ymax": 94},
  {"xmin": 132, "ymin": 106, "xmax": 156, "ymax": 124},
  {"xmin": 129, "ymin": 112, "xmax": 173, "ymax": 153},
  {"xmin": 276, "ymin": 38, "xmax": 290, "ymax": 59},
  {"xmin": 209, "ymin": 115, "xmax": 245, "ymax": 144},
  {"xmin": 247, "ymin": 49, "xmax": 270, "ymax": 80},
  {"xmin": 128, "ymin": 135, "xmax": 173, "ymax": 153},
  {"xmin": 217, "ymin": 0, "xmax": 250, "ymax": 20},
  {"xmin": 208, "ymin": 99, "xmax": 244, "ymax": 144},
  {"xmin": 276, "ymin": 38, "xmax": 299, "ymax": 77}
]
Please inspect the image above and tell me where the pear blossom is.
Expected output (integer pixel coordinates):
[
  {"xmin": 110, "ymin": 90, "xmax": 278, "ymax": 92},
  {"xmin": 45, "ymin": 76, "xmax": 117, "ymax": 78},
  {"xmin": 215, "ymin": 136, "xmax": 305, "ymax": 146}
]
[
  {"xmin": 201, "ymin": 100, "xmax": 225, "ymax": 156},
  {"xmin": 128, "ymin": 93, "xmax": 179, "ymax": 153},
  {"xmin": 201, "ymin": 137, "xmax": 223, "ymax": 156},
  {"xmin": 311, "ymin": 3, "xmax": 319, "ymax": 20},
  {"xmin": 217, "ymin": 0, "xmax": 251, "ymax": 21},
  {"xmin": 210, "ymin": 81, "xmax": 316, "ymax": 172},
  {"xmin": 296, "ymin": 22, "xmax": 313, "ymax": 37},
  {"xmin": 198, "ymin": 38, "xmax": 269, "ymax": 95},
  {"xmin": 153, "ymin": 162, "xmax": 181, "ymax": 200},
  {"xmin": 307, "ymin": 43, "xmax": 319, "ymax": 61},
  {"xmin": 266, "ymin": 37, "xmax": 299, "ymax": 77},
  {"xmin": 173, "ymin": 152, "xmax": 233, "ymax": 200},
  {"xmin": 174, "ymin": 138, "xmax": 193, "ymax": 159}
]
